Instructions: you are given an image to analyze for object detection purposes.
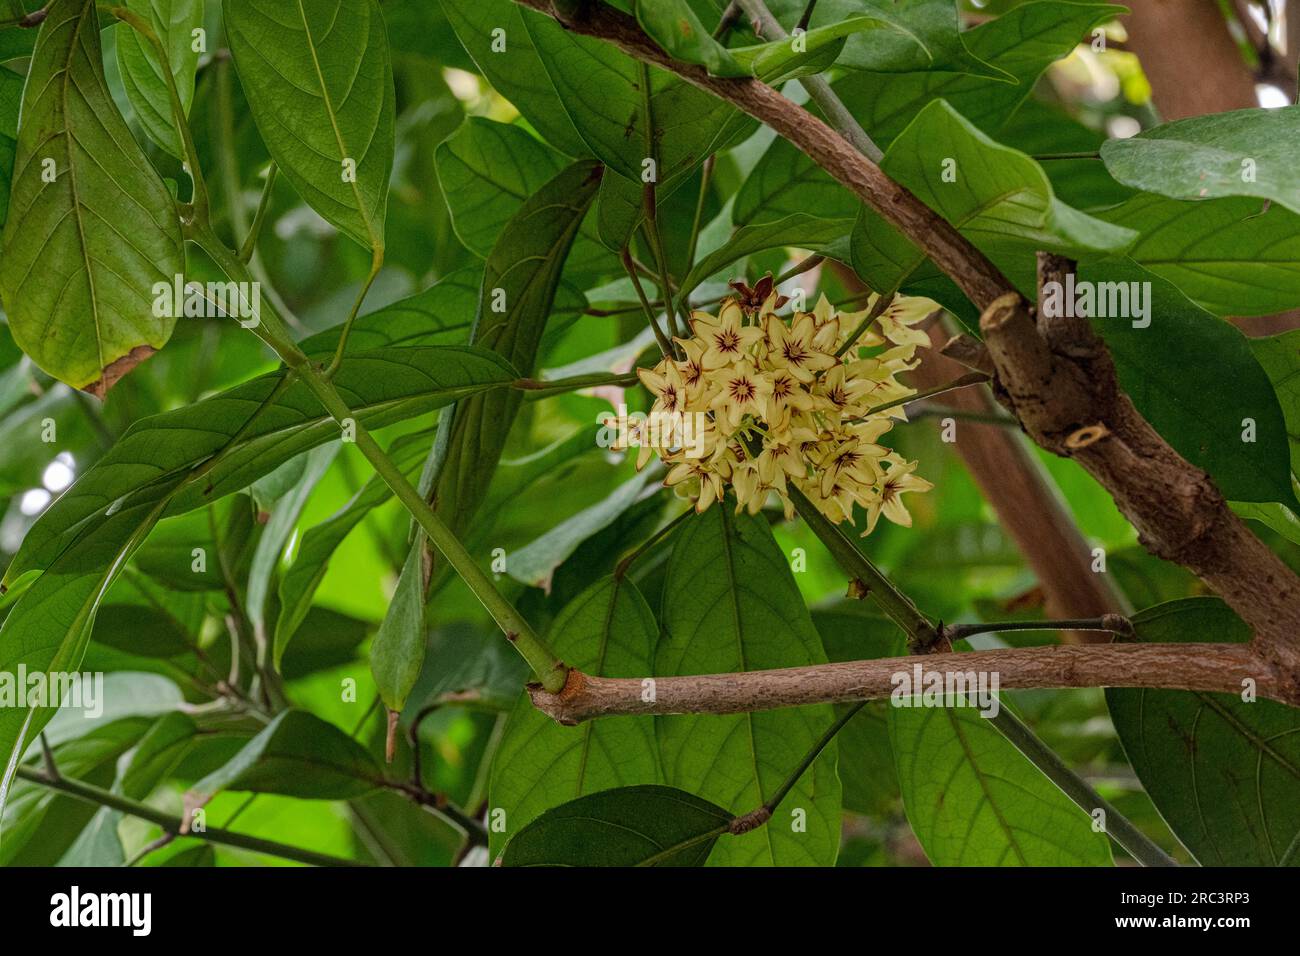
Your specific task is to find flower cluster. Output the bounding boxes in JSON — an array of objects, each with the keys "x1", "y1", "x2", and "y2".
[{"x1": 632, "y1": 283, "x2": 936, "y2": 536}]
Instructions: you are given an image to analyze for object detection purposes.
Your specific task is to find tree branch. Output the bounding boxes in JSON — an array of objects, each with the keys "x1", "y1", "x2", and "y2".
[{"x1": 529, "y1": 641, "x2": 1279, "y2": 724}]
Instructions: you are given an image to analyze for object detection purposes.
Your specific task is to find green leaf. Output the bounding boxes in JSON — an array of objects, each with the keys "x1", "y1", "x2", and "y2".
[
  {"x1": 246, "y1": 443, "x2": 337, "y2": 642},
  {"x1": 735, "y1": 2, "x2": 1124, "y2": 227},
  {"x1": 814, "y1": 606, "x2": 906, "y2": 816},
  {"x1": 851, "y1": 100, "x2": 1135, "y2": 296},
  {"x1": 115, "y1": 0, "x2": 204, "y2": 158},
  {"x1": 298, "y1": 267, "x2": 480, "y2": 356},
  {"x1": 891, "y1": 705, "x2": 1113, "y2": 865},
  {"x1": 808, "y1": 0, "x2": 1009, "y2": 77},
  {"x1": 1107, "y1": 598, "x2": 1300, "y2": 865},
  {"x1": 224, "y1": 0, "x2": 394, "y2": 253},
  {"x1": 1101, "y1": 105, "x2": 1300, "y2": 214},
  {"x1": 1080, "y1": 261, "x2": 1299, "y2": 509},
  {"x1": 0, "y1": 67, "x2": 23, "y2": 227},
  {"x1": 521, "y1": 9, "x2": 737, "y2": 186},
  {"x1": 439, "y1": 0, "x2": 589, "y2": 158},
  {"x1": 501, "y1": 784, "x2": 731, "y2": 866},
  {"x1": 274, "y1": 430, "x2": 431, "y2": 661},
  {"x1": 5, "y1": 344, "x2": 519, "y2": 587},
  {"x1": 734, "y1": 136, "x2": 859, "y2": 227},
  {"x1": 835, "y1": 1, "x2": 1125, "y2": 144},
  {"x1": 0, "y1": 0, "x2": 185, "y2": 392},
  {"x1": 434, "y1": 117, "x2": 612, "y2": 278},
  {"x1": 376, "y1": 159, "x2": 599, "y2": 708},
  {"x1": 189, "y1": 709, "x2": 381, "y2": 801},
  {"x1": 1, "y1": 717, "x2": 151, "y2": 865},
  {"x1": 680, "y1": 212, "x2": 852, "y2": 301},
  {"x1": 435, "y1": 118, "x2": 569, "y2": 258},
  {"x1": 0, "y1": 497, "x2": 174, "y2": 818},
  {"x1": 998, "y1": 99, "x2": 1135, "y2": 211},
  {"x1": 370, "y1": 545, "x2": 425, "y2": 713},
  {"x1": 657, "y1": 506, "x2": 841, "y2": 866},
  {"x1": 431, "y1": 161, "x2": 602, "y2": 536},
  {"x1": 59, "y1": 711, "x2": 198, "y2": 866},
  {"x1": 506, "y1": 472, "x2": 653, "y2": 588},
  {"x1": 1096, "y1": 193, "x2": 1300, "y2": 317},
  {"x1": 634, "y1": 0, "x2": 740, "y2": 76},
  {"x1": 489, "y1": 576, "x2": 660, "y2": 858},
  {"x1": 1243, "y1": 330, "x2": 1300, "y2": 541}
]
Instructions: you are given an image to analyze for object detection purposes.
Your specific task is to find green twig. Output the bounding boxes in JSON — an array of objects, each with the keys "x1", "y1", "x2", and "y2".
[
  {"x1": 622, "y1": 247, "x2": 675, "y2": 356},
  {"x1": 944, "y1": 615, "x2": 1133, "y2": 643},
  {"x1": 852, "y1": 371, "x2": 990, "y2": 420},
  {"x1": 789, "y1": 485, "x2": 941, "y2": 647},
  {"x1": 238, "y1": 164, "x2": 279, "y2": 262},
  {"x1": 14, "y1": 766, "x2": 366, "y2": 867}
]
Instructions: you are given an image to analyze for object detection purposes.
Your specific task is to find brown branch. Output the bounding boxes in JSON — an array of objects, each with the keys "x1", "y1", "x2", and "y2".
[
  {"x1": 1123, "y1": 0, "x2": 1258, "y2": 120},
  {"x1": 530, "y1": 642, "x2": 1285, "y2": 724}
]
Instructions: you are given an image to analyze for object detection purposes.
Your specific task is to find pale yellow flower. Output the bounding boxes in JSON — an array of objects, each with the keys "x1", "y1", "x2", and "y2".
[
  {"x1": 692, "y1": 302, "x2": 762, "y2": 368},
  {"x1": 765, "y1": 313, "x2": 836, "y2": 382},
  {"x1": 860, "y1": 458, "x2": 934, "y2": 535}
]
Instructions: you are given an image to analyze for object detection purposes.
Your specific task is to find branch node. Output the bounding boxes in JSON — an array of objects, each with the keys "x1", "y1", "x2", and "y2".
[
  {"x1": 729, "y1": 807, "x2": 772, "y2": 834},
  {"x1": 1064, "y1": 423, "x2": 1109, "y2": 449}
]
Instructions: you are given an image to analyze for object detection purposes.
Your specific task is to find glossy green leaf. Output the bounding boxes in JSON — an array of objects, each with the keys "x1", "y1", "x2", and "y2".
[
  {"x1": 439, "y1": 0, "x2": 589, "y2": 158},
  {"x1": 370, "y1": 545, "x2": 425, "y2": 714},
  {"x1": 891, "y1": 705, "x2": 1113, "y2": 865},
  {"x1": 501, "y1": 784, "x2": 731, "y2": 867},
  {"x1": 434, "y1": 117, "x2": 612, "y2": 277},
  {"x1": 851, "y1": 100, "x2": 1135, "y2": 296},
  {"x1": 835, "y1": 1, "x2": 1125, "y2": 144},
  {"x1": 224, "y1": 0, "x2": 394, "y2": 252},
  {"x1": 431, "y1": 161, "x2": 601, "y2": 536},
  {"x1": 274, "y1": 430, "x2": 430, "y2": 660},
  {"x1": 245, "y1": 443, "x2": 338, "y2": 641},
  {"x1": 189, "y1": 709, "x2": 381, "y2": 801},
  {"x1": 0, "y1": 0, "x2": 185, "y2": 392},
  {"x1": 374, "y1": 163, "x2": 600, "y2": 709},
  {"x1": 59, "y1": 711, "x2": 198, "y2": 866},
  {"x1": 522, "y1": 10, "x2": 737, "y2": 185},
  {"x1": 1242, "y1": 331, "x2": 1300, "y2": 542},
  {"x1": 0, "y1": 496, "x2": 173, "y2": 818},
  {"x1": 5, "y1": 345, "x2": 518, "y2": 587},
  {"x1": 1101, "y1": 106, "x2": 1300, "y2": 214},
  {"x1": 115, "y1": 0, "x2": 204, "y2": 158},
  {"x1": 0, "y1": 67, "x2": 22, "y2": 227},
  {"x1": 490, "y1": 576, "x2": 660, "y2": 858},
  {"x1": 735, "y1": 2, "x2": 1123, "y2": 227},
  {"x1": 734, "y1": 136, "x2": 859, "y2": 227},
  {"x1": 1081, "y1": 261, "x2": 1298, "y2": 509},
  {"x1": 801, "y1": 0, "x2": 1008, "y2": 76},
  {"x1": 1107, "y1": 598, "x2": 1300, "y2": 865},
  {"x1": 657, "y1": 506, "x2": 841, "y2": 866},
  {"x1": 1097, "y1": 193, "x2": 1300, "y2": 316},
  {"x1": 1, "y1": 717, "x2": 151, "y2": 865},
  {"x1": 506, "y1": 472, "x2": 653, "y2": 588},
  {"x1": 634, "y1": 0, "x2": 740, "y2": 76}
]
